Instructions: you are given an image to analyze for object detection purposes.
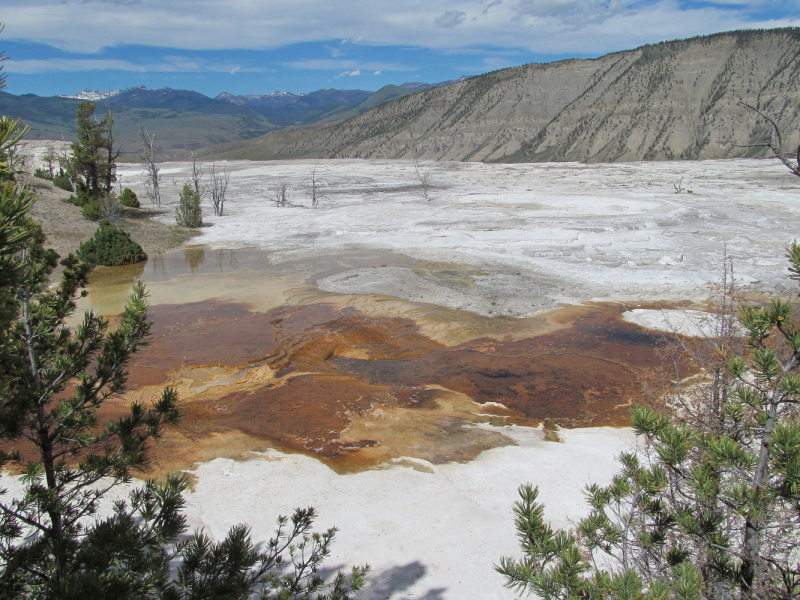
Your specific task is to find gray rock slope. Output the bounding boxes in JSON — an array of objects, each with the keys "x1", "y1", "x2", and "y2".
[{"x1": 201, "y1": 28, "x2": 800, "y2": 164}]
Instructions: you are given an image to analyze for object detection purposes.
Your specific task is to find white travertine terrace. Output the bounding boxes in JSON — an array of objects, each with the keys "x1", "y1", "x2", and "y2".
[{"x1": 33, "y1": 157, "x2": 799, "y2": 598}]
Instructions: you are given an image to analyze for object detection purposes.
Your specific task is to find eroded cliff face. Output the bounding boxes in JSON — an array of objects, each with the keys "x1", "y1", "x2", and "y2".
[{"x1": 202, "y1": 29, "x2": 800, "y2": 164}]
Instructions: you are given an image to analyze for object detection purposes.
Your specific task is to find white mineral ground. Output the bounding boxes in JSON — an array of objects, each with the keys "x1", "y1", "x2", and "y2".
[
  {"x1": 621, "y1": 308, "x2": 747, "y2": 337},
  {"x1": 20, "y1": 156, "x2": 800, "y2": 598},
  {"x1": 115, "y1": 157, "x2": 800, "y2": 315}
]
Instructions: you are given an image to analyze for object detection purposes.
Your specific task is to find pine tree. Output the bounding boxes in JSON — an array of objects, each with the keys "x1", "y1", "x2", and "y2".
[
  {"x1": 497, "y1": 250, "x2": 800, "y2": 599},
  {"x1": 175, "y1": 183, "x2": 202, "y2": 228},
  {"x1": 70, "y1": 102, "x2": 118, "y2": 203}
]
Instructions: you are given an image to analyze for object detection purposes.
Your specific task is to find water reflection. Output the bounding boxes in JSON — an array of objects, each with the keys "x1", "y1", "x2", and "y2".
[
  {"x1": 215, "y1": 249, "x2": 238, "y2": 273},
  {"x1": 183, "y1": 247, "x2": 205, "y2": 273}
]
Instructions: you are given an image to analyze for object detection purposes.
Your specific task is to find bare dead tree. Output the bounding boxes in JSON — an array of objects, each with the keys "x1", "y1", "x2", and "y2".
[
  {"x1": 673, "y1": 176, "x2": 684, "y2": 193},
  {"x1": 414, "y1": 158, "x2": 432, "y2": 201},
  {"x1": 139, "y1": 121, "x2": 161, "y2": 207},
  {"x1": 97, "y1": 193, "x2": 125, "y2": 225},
  {"x1": 209, "y1": 161, "x2": 230, "y2": 216},
  {"x1": 308, "y1": 165, "x2": 330, "y2": 208},
  {"x1": 187, "y1": 152, "x2": 206, "y2": 200},
  {"x1": 741, "y1": 95, "x2": 800, "y2": 178},
  {"x1": 274, "y1": 180, "x2": 290, "y2": 207}
]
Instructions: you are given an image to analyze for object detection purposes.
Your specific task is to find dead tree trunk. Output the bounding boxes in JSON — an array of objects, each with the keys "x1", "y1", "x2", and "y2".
[
  {"x1": 414, "y1": 158, "x2": 432, "y2": 201},
  {"x1": 209, "y1": 161, "x2": 229, "y2": 216},
  {"x1": 741, "y1": 95, "x2": 800, "y2": 178},
  {"x1": 188, "y1": 152, "x2": 206, "y2": 201},
  {"x1": 139, "y1": 121, "x2": 161, "y2": 207}
]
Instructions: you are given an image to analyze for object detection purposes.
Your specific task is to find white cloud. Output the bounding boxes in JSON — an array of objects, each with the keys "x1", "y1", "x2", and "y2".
[{"x1": 0, "y1": 0, "x2": 797, "y2": 57}]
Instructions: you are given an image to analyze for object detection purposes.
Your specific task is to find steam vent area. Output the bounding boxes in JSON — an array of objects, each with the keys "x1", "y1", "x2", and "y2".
[{"x1": 69, "y1": 158, "x2": 798, "y2": 598}]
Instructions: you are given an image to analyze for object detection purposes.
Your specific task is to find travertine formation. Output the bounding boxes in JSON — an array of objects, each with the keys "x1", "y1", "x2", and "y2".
[{"x1": 201, "y1": 29, "x2": 800, "y2": 164}]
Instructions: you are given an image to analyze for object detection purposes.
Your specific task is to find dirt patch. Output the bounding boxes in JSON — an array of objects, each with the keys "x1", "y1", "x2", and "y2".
[{"x1": 26, "y1": 176, "x2": 196, "y2": 279}]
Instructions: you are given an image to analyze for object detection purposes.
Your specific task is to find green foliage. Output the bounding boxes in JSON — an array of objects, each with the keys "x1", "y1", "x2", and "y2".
[
  {"x1": 80, "y1": 193, "x2": 125, "y2": 224},
  {"x1": 77, "y1": 219, "x2": 146, "y2": 266},
  {"x1": 52, "y1": 172, "x2": 73, "y2": 192},
  {"x1": 69, "y1": 101, "x2": 118, "y2": 202},
  {"x1": 0, "y1": 116, "x2": 27, "y2": 184},
  {"x1": 81, "y1": 197, "x2": 101, "y2": 221},
  {"x1": 32, "y1": 167, "x2": 52, "y2": 180},
  {"x1": 120, "y1": 186, "x2": 140, "y2": 208},
  {"x1": 175, "y1": 182, "x2": 202, "y2": 228},
  {"x1": 499, "y1": 248, "x2": 800, "y2": 600}
]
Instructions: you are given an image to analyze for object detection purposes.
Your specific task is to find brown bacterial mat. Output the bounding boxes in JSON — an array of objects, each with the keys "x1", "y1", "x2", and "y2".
[{"x1": 85, "y1": 299, "x2": 671, "y2": 475}]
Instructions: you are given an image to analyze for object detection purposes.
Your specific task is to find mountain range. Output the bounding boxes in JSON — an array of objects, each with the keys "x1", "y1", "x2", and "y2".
[
  {"x1": 198, "y1": 28, "x2": 800, "y2": 164},
  {"x1": 3, "y1": 82, "x2": 443, "y2": 160}
]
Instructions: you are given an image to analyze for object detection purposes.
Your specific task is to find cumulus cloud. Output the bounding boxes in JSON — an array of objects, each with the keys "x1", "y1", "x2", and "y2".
[{"x1": 434, "y1": 10, "x2": 467, "y2": 28}]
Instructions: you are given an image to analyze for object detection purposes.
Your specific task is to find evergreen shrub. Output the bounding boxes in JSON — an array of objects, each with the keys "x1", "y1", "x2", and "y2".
[
  {"x1": 120, "y1": 187, "x2": 140, "y2": 208},
  {"x1": 33, "y1": 167, "x2": 52, "y2": 180},
  {"x1": 77, "y1": 219, "x2": 146, "y2": 266},
  {"x1": 175, "y1": 182, "x2": 202, "y2": 228},
  {"x1": 81, "y1": 199, "x2": 101, "y2": 220},
  {"x1": 52, "y1": 173, "x2": 72, "y2": 191}
]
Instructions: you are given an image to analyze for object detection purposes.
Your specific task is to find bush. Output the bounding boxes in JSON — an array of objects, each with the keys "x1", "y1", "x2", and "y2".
[
  {"x1": 77, "y1": 219, "x2": 147, "y2": 266},
  {"x1": 120, "y1": 187, "x2": 140, "y2": 208},
  {"x1": 33, "y1": 167, "x2": 53, "y2": 180},
  {"x1": 81, "y1": 193, "x2": 125, "y2": 223},
  {"x1": 81, "y1": 199, "x2": 101, "y2": 220},
  {"x1": 52, "y1": 173, "x2": 73, "y2": 192},
  {"x1": 175, "y1": 182, "x2": 202, "y2": 228}
]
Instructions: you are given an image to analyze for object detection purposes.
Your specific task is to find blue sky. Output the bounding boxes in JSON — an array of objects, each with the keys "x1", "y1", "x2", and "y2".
[{"x1": 1, "y1": 0, "x2": 798, "y2": 98}]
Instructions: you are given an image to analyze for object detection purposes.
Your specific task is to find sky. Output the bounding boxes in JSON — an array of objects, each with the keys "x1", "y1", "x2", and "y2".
[{"x1": 1, "y1": 0, "x2": 798, "y2": 98}]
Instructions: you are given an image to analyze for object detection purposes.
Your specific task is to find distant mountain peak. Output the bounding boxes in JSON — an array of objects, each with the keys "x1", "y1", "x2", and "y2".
[
  {"x1": 61, "y1": 89, "x2": 122, "y2": 101},
  {"x1": 61, "y1": 84, "x2": 148, "y2": 101}
]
